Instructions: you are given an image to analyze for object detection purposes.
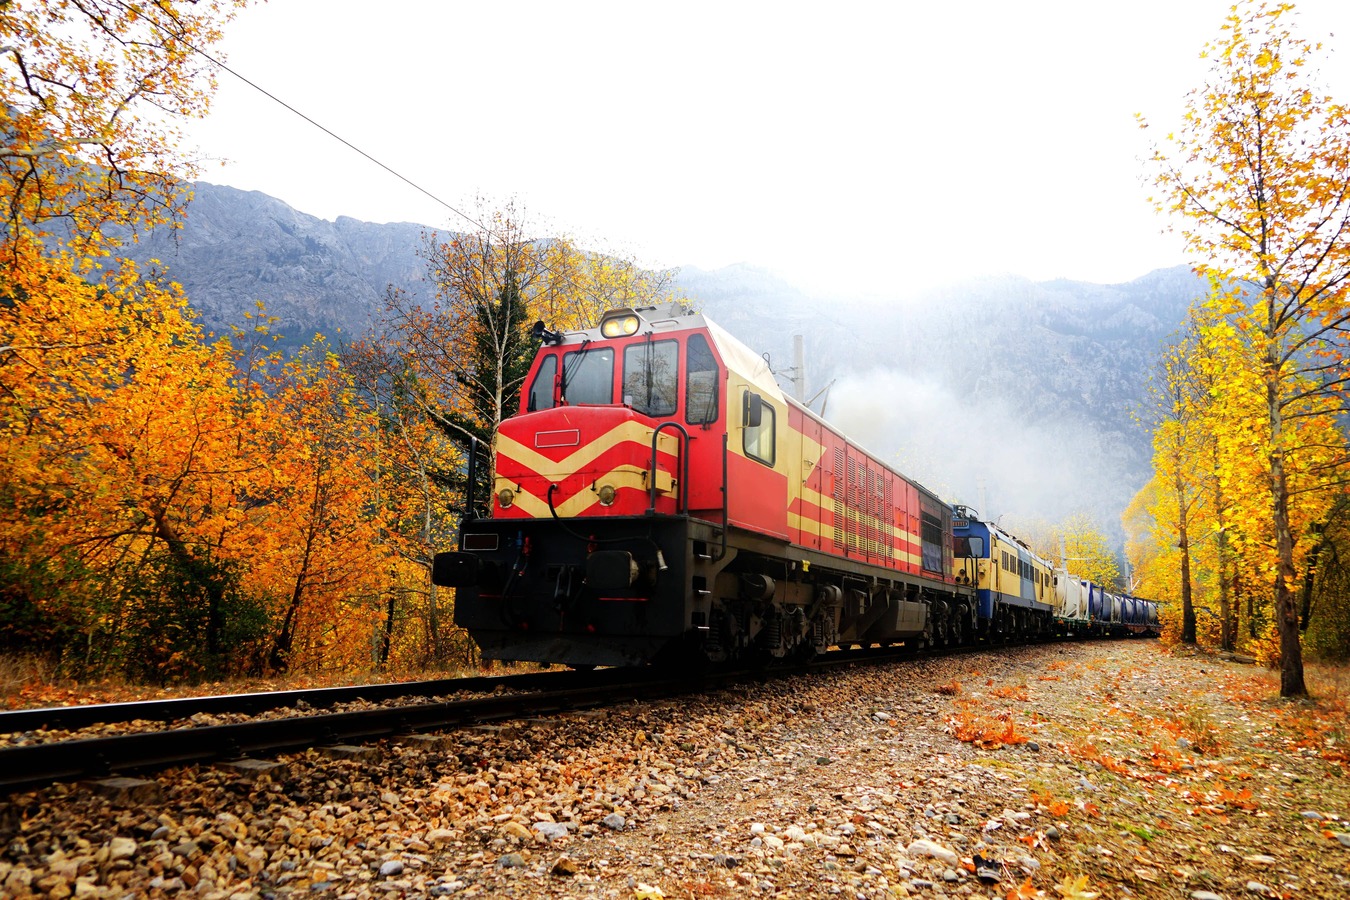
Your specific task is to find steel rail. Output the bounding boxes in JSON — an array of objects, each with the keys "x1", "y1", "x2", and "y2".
[
  {"x1": 0, "y1": 648, "x2": 921, "y2": 795},
  {"x1": 0, "y1": 674, "x2": 701, "y2": 796},
  {"x1": 0, "y1": 667, "x2": 638, "y2": 734}
]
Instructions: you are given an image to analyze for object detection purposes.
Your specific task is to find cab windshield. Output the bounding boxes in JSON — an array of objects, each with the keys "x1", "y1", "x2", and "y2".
[
  {"x1": 561, "y1": 347, "x2": 614, "y2": 405},
  {"x1": 954, "y1": 535, "x2": 985, "y2": 558},
  {"x1": 622, "y1": 340, "x2": 678, "y2": 417}
]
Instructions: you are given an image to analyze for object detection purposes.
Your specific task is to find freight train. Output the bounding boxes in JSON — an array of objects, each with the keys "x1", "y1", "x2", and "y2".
[{"x1": 432, "y1": 302, "x2": 1159, "y2": 668}]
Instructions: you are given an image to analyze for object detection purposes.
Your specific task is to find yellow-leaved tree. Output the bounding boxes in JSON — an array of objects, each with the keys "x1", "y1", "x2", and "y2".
[
  {"x1": 1, "y1": 0, "x2": 248, "y2": 258},
  {"x1": 1141, "y1": 1, "x2": 1350, "y2": 696},
  {"x1": 1056, "y1": 513, "x2": 1120, "y2": 589},
  {"x1": 1145, "y1": 316, "x2": 1216, "y2": 645}
]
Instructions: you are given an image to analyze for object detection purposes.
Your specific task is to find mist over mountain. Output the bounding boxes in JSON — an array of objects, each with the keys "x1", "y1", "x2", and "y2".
[
  {"x1": 680, "y1": 263, "x2": 1204, "y2": 535},
  {"x1": 122, "y1": 181, "x2": 1205, "y2": 537}
]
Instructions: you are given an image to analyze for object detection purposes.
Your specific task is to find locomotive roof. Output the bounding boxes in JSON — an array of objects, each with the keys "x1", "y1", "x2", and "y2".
[{"x1": 555, "y1": 303, "x2": 785, "y2": 399}]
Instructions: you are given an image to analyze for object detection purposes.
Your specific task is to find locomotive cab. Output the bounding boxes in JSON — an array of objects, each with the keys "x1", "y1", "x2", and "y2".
[{"x1": 494, "y1": 306, "x2": 728, "y2": 522}]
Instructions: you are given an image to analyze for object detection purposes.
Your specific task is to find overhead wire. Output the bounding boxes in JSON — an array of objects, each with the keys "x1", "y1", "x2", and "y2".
[
  {"x1": 145, "y1": 8, "x2": 619, "y2": 307},
  {"x1": 169, "y1": 28, "x2": 494, "y2": 237}
]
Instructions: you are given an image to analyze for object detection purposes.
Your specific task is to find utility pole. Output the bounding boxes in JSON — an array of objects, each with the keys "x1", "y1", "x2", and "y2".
[{"x1": 791, "y1": 334, "x2": 806, "y2": 402}]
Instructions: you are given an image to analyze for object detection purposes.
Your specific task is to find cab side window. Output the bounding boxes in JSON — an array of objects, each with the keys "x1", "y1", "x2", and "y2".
[
  {"x1": 562, "y1": 348, "x2": 614, "y2": 405},
  {"x1": 685, "y1": 334, "x2": 719, "y2": 425},
  {"x1": 743, "y1": 390, "x2": 775, "y2": 466},
  {"x1": 527, "y1": 354, "x2": 557, "y2": 412}
]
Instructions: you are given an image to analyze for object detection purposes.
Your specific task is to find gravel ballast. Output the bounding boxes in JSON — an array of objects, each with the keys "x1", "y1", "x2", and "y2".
[{"x1": 1, "y1": 640, "x2": 1347, "y2": 899}]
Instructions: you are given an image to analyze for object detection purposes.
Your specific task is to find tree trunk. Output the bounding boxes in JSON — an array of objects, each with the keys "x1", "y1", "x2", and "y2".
[
  {"x1": 378, "y1": 591, "x2": 396, "y2": 669},
  {"x1": 1268, "y1": 387, "x2": 1308, "y2": 697},
  {"x1": 1213, "y1": 465, "x2": 1235, "y2": 652},
  {"x1": 1298, "y1": 538, "x2": 1321, "y2": 633},
  {"x1": 152, "y1": 507, "x2": 224, "y2": 657},
  {"x1": 1217, "y1": 528, "x2": 1234, "y2": 651},
  {"x1": 1179, "y1": 516, "x2": 1196, "y2": 645},
  {"x1": 270, "y1": 505, "x2": 319, "y2": 674},
  {"x1": 1247, "y1": 579, "x2": 1256, "y2": 639},
  {"x1": 1297, "y1": 513, "x2": 1340, "y2": 633},
  {"x1": 427, "y1": 573, "x2": 441, "y2": 661}
]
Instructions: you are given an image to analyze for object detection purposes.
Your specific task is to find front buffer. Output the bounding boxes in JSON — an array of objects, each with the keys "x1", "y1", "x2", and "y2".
[{"x1": 434, "y1": 513, "x2": 719, "y2": 668}]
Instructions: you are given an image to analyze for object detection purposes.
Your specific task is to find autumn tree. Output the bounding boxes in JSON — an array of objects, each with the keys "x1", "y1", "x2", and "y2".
[
  {"x1": 1297, "y1": 495, "x2": 1350, "y2": 659},
  {"x1": 1, "y1": 0, "x2": 249, "y2": 259},
  {"x1": 1055, "y1": 513, "x2": 1120, "y2": 589},
  {"x1": 1188, "y1": 309, "x2": 1241, "y2": 651},
  {"x1": 248, "y1": 341, "x2": 392, "y2": 674},
  {"x1": 413, "y1": 222, "x2": 539, "y2": 484},
  {"x1": 342, "y1": 335, "x2": 469, "y2": 669},
  {"x1": 1122, "y1": 477, "x2": 1176, "y2": 603},
  {"x1": 1133, "y1": 303, "x2": 1251, "y2": 650},
  {"x1": 1142, "y1": 0, "x2": 1350, "y2": 696},
  {"x1": 1002, "y1": 513, "x2": 1120, "y2": 588},
  {"x1": 1147, "y1": 319, "x2": 1214, "y2": 644},
  {"x1": 2, "y1": 0, "x2": 252, "y2": 678},
  {"x1": 0, "y1": 2, "x2": 420, "y2": 681}
]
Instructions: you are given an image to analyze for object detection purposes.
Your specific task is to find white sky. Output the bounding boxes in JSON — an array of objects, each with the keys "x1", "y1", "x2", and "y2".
[{"x1": 182, "y1": 0, "x2": 1350, "y2": 296}]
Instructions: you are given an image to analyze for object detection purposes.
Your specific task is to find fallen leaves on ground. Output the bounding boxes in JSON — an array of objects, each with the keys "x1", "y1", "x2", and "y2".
[{"x1": 0, "y1": 641, "x2": 1346, "y2": 898}]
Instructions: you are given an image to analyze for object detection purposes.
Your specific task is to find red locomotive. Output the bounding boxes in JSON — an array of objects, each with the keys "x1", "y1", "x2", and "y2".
[{"x1": 433, "y1": 302, "x2": 982, "y2": 667}]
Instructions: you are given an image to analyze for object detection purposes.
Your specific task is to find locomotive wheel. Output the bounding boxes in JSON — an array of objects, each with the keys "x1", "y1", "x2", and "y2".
[
  {"x1": 932, "y1": 600, "x2": 949, "y2": 648},
  {"x1": 915, "y1": 616, "x2": 934, "y2": 650}
]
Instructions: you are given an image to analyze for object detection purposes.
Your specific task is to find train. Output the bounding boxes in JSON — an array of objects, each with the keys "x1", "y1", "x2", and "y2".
[{"x1": 431, "y1": 302, "x2": 1160, "y2": 668}]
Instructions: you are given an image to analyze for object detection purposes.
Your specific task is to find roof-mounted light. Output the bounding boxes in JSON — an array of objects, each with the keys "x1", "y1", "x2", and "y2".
[{"x1": 600, "y1": 312, "x2": 641, "y2": 338}]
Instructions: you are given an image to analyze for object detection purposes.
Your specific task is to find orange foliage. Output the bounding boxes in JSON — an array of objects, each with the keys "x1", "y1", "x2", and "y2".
[
  {"x1": 0, "y1": 1, "x2": 409, "y2": 681},
  {"x1": 991, "y1": 683, "x2": 1031, "y2": 701},
  {"x1": 948, "y1": 701, "x2": 1030, "y2": 750}
]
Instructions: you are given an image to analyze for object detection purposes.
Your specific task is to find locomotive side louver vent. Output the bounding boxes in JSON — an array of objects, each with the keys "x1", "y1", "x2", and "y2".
[{"x1": 832, "y1": 446, "x2": 845, "y2": 551}]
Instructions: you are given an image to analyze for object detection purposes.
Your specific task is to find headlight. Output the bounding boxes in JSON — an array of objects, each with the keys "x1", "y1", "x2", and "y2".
[
  {"x1": 597, "y1": 484, "x2": 617, "y2": 506},
  {"x1": 600, "y1": 314, "x2": 640, "y2": 338},
  {"x1": 497, "y1": 487, "x2": 515, "y2": 508}
]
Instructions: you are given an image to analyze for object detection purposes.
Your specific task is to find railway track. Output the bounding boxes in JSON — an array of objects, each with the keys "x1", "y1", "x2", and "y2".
[
  {"x1": 0, "y1": 665, "x2": 693, "y2": 795},
  {"x1": 0, "y1": 667, "x2": 614, "y2": 734},
  {"x1": 0, "y1": 637, "x2": 1113, "y2": 796}
]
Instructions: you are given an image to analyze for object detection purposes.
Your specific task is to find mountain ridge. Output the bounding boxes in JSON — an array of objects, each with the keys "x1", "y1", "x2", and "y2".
[{"x1": 119, "y1": 181, "x2": 1203, "y2": 534}]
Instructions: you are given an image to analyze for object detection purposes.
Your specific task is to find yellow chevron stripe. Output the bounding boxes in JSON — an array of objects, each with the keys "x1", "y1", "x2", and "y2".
[{"x1": 496, "y1": 420, "x2": 677, "y2": 479}]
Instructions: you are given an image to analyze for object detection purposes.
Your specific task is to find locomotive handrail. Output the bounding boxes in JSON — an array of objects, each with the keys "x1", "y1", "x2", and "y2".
[
  {"x1": 716, "y1": 432, "x2": 728, "y2": 561},
  {"x1": 648, "y1": 422, "x2": 692, "y2": 515}
]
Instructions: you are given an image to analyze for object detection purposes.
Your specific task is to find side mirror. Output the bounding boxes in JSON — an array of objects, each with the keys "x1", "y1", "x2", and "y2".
[{"x1": 743, "y1": 391, "x2": 763, "y2": 429}]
